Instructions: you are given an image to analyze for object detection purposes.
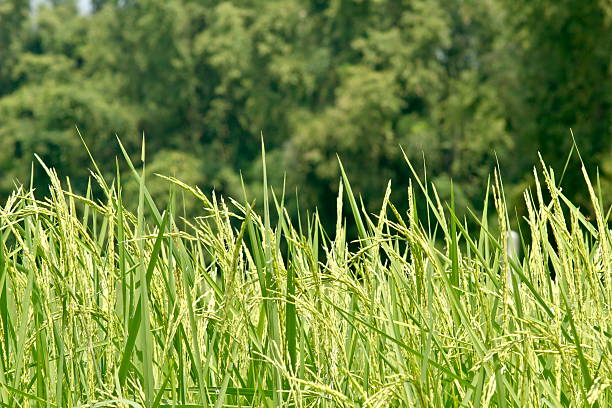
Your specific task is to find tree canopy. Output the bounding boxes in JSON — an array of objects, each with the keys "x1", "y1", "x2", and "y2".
[{"x1": 1, "y1": 0, "x2": 610, "y2": 226}]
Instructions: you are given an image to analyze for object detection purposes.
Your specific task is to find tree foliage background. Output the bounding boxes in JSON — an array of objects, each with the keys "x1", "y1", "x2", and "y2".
[{"x1": 0, "y1": 0, "x2": 610, "y2": 227}]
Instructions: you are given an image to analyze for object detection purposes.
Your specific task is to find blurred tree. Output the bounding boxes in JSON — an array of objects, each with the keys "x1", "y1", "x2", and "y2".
[
  {"x1": 91, "y1": 0, "x2": 111, "y2": 12},
  {"x1": 501, "y1": 0, "x2": 611, "y2": 210},
  {"x1": 0, "y1": 0, "x2": 608, "y2": 226},
  {"x1": 0, "y1": 3, "x2": 136, "y2": 196},
  {"x1": 0, "y1": 0, "x2": 29, "y2": 95},
  {"x1": 287, "y1": 0, "x2": 512, "y2": 224}
]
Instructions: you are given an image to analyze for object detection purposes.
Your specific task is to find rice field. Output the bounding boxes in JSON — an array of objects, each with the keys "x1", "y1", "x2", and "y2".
[{"x1": 0, "y1": 141, "x2": 610, "y2": 407}]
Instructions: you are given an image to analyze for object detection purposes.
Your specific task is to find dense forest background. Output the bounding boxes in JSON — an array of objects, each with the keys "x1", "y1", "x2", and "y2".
[{"x1": 0, "y1": 0, "x2": 610, "y2": 229}]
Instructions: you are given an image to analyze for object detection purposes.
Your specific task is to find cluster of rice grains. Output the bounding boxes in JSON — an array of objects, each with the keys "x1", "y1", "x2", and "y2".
[{"x1": 0, "y1": 146, "x2": 610, "y2": 407}]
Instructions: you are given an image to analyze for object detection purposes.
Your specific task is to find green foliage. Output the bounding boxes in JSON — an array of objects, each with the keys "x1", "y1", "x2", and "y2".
[
  {"x1": 0, "y1": 0, "x2": 609, "y2": 226},
  {"x1": 0, "y1": 0, "x2": 29, "y2": 94},
  {"x1": 500, "y1": 0, "x2": 612, "y2": 210},
  {"x1": 0, "y1": 149, "x2": 610, "y2": 406},
  {"x1": 0, "y1": 78, "x2": 136, "y2": 194}
]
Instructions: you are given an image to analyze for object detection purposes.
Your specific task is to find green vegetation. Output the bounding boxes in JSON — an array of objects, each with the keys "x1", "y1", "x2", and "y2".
[
  {"x1": 0, "y1": 1, "x2": 610, "y2": 402},
  {"x1": 0, "y1": 143, "x2": 610, "y2": 406},
  {"x1": 0, "y1": 0, "x2": 610, "y2": 226}
]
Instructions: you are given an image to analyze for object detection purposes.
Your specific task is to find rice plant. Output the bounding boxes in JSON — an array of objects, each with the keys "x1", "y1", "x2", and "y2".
[{"x1": 0, "y1": 140, "x2": 610, "y2": 407}]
